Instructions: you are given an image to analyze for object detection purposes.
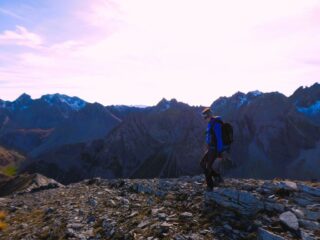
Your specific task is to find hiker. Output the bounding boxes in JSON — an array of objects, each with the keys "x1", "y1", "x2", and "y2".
[{"x1": 200, "y1": 107, "x2": 225, "y2": 191}]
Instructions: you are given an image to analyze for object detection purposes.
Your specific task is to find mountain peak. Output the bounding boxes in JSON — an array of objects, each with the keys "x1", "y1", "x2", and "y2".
[
  {"x1": 41, "y1": 93, "x2": 87, "y2": 111},
  {"x1": 290, "y1": 82, "x2": 320, "y2": 108},
  {"x1": 15, "y1": 93, "x2": 32, "y2": 102},
  {"x1": 156, "y1": 98, "x2": 181, "y2": 111},
  {"x1": 248, "y1": 90, "x2": 263, "y2": 97}
]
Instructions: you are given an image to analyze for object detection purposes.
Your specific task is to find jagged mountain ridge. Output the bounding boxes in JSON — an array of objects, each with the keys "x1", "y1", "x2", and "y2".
[
  {"x1": 1, "y1": 84, "x2": 319, "y2": 183},
  {"x1": 23, "y1": 99, "x2": 206, "y2": 183},
  {"x1": 211, "y1": 90, "x2": 320, "y2": 179},
  {"x1": 22, "y1": 84, "x2": 320, "y2": 183},
  {"x1": 0, "y1": 94, "x2": 122, "y2": 158},
  {"x1": 290, "y1": 83, "x2": 320, "y2": 125}
]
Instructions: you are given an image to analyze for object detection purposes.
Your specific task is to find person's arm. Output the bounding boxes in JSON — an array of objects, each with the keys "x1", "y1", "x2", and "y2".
[
  {"x1": 214, "y1": 121, "x2": 223, "y2": 154},
  {"x1": 206, "y1": 122, "x2": 212, "y2": 147}
]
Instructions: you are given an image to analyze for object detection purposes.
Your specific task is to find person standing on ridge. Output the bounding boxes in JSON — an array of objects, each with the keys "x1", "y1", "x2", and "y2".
[{"x1": 200, "y1": 107, "x2": 224, "y2": 191}]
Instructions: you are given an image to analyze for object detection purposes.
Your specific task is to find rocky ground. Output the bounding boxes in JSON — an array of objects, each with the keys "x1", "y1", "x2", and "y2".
[{"x1": 0, "y1": 175, "x2": 319, "y2": 240}]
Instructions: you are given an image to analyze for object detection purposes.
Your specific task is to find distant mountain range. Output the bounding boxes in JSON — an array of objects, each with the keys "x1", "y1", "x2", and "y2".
[{"x1": 0, "y1": 83, "x2": 319, "y2": 183}]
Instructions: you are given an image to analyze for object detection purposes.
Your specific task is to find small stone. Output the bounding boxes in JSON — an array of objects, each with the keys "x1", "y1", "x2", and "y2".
[
  {"x1": 160, "y1": 222, "x2": 172, "y2": 233},
  {"x1": 279, "y1": 181, "x2": 298, "y2": 191},
  {"x1": 279, "y1": 211, "x2": 299, "y2": 231},
  {"x1": 87, "y1": 197, "x2": 98, "y2": 207},
  {"x1": 42, "y1": 226, "x2": 50, "y2": 232},
  {"x1": 301, "y1": 231, "x2": 314, "y2": 240},
  {"x1": 128, "y1": 211, "x2": 138, "y2": 218},
  {"x1": 109, "y1": 199, "x2": 116, "y2": 206},
  {"x1": 291, "y1": 208, "x2": 304, "y2": 219},
  {"x1": 121, "y1": 198, "x2": 130, "y2": 205},
  {"x1": 67, "y1": 223, "x2": 84, "y2": 230},
  {"x1": 44, "y1": 207, "x2": 55, "y2": 215},
  {"x1": 83, "y1": 228, "x2": 94, "y2": 237},
  {"x1": 66, "y1": 228, "x2": 76, "y2": 237},
  {"x1": 138, "y1": 220, "x2": 151, "y2": 228},
  {"x1": 180, "y1": 212, "x2": 193, "y2": 218},
  {"x1": 258, "y1": 228, "x2": 285, "y2": 240},
  {"x1": 87, "y1": 215, "x2": 96, "y2": 224},
  {"x1": 158, "y1": 213, "x2": 167, "y2": 221},
  {"x1": 223, "y1": 224, "x2": 233, "y2": 231}
]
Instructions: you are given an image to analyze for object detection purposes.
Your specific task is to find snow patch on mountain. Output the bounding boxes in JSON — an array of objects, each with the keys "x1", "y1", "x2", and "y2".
[
  {"x1": 249, "y1": 90, "x2": 263, "y2": 97},
  {"x1": 42, "y1": 94, "x2": 86, "y2": 111},
  {"x1": 156, "y1": 98, "x2": 174, "y2": 111},
  {"x1": 297, "y1": 101, "x2": 320, "y2": 115},
  {"x1": 238, "y1": 96, "x2": 248, "y2": 107}
]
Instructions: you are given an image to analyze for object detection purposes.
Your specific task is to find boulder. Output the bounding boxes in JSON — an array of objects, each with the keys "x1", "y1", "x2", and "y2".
[
  {"x1": 0, "y1": 173, "x2": 63, "y2": 197},
  {"x1": 279, "y1": 211, "x2": 299, "y2": 231},
  {"x1": 205, "y1": 188, "x2": 264, "y2": 215}
]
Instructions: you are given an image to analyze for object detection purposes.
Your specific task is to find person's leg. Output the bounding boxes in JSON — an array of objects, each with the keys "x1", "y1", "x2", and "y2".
[
  {"x1": 200, "y1": 151, "x2": 207, "y2": 171},
  {"x1": 209, "y1": 150, "x2": 225, "y2": 184},
  {"x1": 200, "y1": 151, "x2": 214, "y2": 190},
  {"x1": 206, "y1": 149, "x2": 217, "y2": 189},
  {"x1": 212, "y1": 156, "x2": 224, "y2": 184}
]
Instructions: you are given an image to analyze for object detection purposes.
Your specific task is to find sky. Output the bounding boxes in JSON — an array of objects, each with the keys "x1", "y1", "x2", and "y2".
[{"x1": 0, "y1": 0, "x2": 320, "y2": 106}]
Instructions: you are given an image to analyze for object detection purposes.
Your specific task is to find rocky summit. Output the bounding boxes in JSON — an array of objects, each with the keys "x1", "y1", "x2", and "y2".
[{"x1": 0, "y1": 175, "x2": 319, "y2": 240}]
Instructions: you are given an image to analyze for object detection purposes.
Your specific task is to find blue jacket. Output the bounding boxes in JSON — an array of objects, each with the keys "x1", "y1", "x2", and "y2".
[{"x1": 206, "y1": 116, "x2": 223, "y2": 153}]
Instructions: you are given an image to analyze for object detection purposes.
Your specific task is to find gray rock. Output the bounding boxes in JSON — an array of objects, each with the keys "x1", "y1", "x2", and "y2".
[
  {"x1": 291, "y1": 208, "x2": 304, "y2": 219},
  {"x1": 137, "y1": 220, "x2": 151, "y2": 228},
  {"x1": 205, "y1": 188, "x2": 264, "y2": 215},
  {"x1": 67, "y1": 223, "x2": 84, "y2": 230},
  {"x1": 303, "y1": 209, "x2": 320, "y2": 221},
  {"x1": 301, "y1": 231, "x2": 315, "y2": 240},
  {"x1": 155, "y1": 190, "x2": 167, "y2": 198},
  {"x1": 299, "y1": 219, "x2": 320, "y2": 231},
  {"x1": 279, "y1": 181, "x2": 298, "y2": 191},
  {"x1": 293, "y1": 197, "x2": 315, "y2": 207},
  {"x1": 180, "y1": 212, "x2": 193, "y2": 218},
  {"x1": 87, "y1": 197, "x2": 98, "y2": 207},
  {"x1": 131, "y1": 183, "x2": 154, "y2": 194},
  {"x1": 279, "y1": 211, "x2": 299, "y2": 231},
  {"x1": 298, "y1": 184, "x2": 320, "y2": 197},
  {"x1": 264, "y1": 201, "x2": 285, "y2": 213},
  {"x1": 262, "y1": 181, "x2": 298, "y2": 192},
  {"x1": 258, "y1": 228, "x2": 285, "y2": 240},
  {"x1": 223, "y1": 224, "x2": 233, "y2": 231},
  {"x1": 160, "y1": 222, "x2": 172, "y2": 233},
  {"x1": 0, "y1": 173, "x2": 64, "y2": 197},
  {"x1": 158, "y1": 213, "x2": 167, "y2": 221}
]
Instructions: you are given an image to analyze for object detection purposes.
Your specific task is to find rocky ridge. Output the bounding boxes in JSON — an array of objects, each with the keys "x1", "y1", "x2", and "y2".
[{"x1": 0, "y1": 175, "x2": 319, "y2": 239}]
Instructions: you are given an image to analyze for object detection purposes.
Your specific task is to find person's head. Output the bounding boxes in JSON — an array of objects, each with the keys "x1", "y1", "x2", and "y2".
[{"x1": 202, "y1": 107, "x2": 212, "y2": 122}]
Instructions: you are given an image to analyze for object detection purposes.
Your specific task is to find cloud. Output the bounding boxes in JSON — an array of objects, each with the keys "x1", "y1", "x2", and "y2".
[
  {"x1": 0, "y1": 0, "x2": 320, "y2": 105},
  {"x1": 0, "y1": 7, "x2": 25, "y2": 20},
  {"x1": 0, "y1": 25, "x2": 43, "y2": 48}
]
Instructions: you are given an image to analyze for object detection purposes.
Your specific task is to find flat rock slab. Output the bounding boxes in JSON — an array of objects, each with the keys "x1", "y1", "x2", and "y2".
[
  {"x1": 205, "y1": 188, "x2": 264, "y2": 215},
  {"x1": 258, "y1": 228, "x2": 285, "y2": 240},
  {"x1": 0, "y1": 173, "x2": 64, "y2": 197},
  {"x1": 298, "y1": 184, "x2": 320, "y2": 197}
]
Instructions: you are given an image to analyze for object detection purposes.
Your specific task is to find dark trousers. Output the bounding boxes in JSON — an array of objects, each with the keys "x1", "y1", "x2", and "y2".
[{"x1": 200, "y1": 149, "x2": 220, "y2": 188}]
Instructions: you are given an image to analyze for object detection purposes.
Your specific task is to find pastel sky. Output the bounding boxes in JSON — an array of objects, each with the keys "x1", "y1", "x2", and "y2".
[{"x1": 0, "y1": 0, "x2": 320, "y2": 106}]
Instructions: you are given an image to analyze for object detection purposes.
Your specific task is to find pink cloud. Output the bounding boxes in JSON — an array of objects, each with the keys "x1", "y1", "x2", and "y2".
[
  {"x1": 0, "y1": 25, "x2": 43, "y2": 48},
  {"x1": 0, "y1": 0, "x2": 320, "y2": 105}
]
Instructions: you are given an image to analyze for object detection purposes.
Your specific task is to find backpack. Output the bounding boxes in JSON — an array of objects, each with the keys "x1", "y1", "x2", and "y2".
[
  {"x1": 216, "y1": 119, "x2": 233, "y2": 146},
  {"x1": 221, "y1": 122, "x2": 233, "y2": 145}
]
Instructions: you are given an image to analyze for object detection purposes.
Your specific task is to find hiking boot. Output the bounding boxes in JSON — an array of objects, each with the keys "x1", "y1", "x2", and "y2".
[{"x1": 214, "y1": 175, "x2": 224, "y2": 184}]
